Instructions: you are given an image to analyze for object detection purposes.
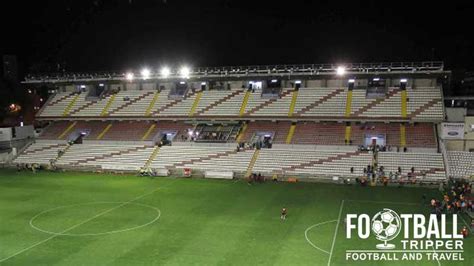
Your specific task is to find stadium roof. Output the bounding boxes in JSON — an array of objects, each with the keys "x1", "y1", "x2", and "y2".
[{"x1": 23, "y1": 61, "x2": 448, "y2": 84}]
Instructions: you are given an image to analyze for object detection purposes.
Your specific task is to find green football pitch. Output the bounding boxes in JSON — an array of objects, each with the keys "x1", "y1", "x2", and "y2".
[{"x1": 0, "y1": 169, "x2": 472, "y2": 265}]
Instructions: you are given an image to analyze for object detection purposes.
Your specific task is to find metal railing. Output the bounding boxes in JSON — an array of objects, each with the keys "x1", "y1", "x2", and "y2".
[{"x1": 23, "y1": 61, "x2": 445, "y2": 84}]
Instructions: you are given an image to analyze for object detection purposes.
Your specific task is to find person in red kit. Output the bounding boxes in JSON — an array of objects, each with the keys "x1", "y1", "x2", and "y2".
[
  {"x1": 281, "y1": 207, "x2": 287, "y2": 220},
  {"x1": 461, "y1": 226, "x2": 469, "y2": 238}
]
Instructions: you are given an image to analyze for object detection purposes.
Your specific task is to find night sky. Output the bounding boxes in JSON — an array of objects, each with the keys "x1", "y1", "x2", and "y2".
[{"x1": 1, "y1": 0, "x2": 474, "y2": 73}]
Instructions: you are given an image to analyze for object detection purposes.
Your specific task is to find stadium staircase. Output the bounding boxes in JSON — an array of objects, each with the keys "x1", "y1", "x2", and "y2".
[
  {"x1": 189, "y1": 91, "x2": 203, "y2": 116},
  {"x1": 345, "y1": 89, "x2": 353, "y2": 117},
  {"x1": 141, "y1": 124, "x2": 157, "y2": 141},
  {"x1": 352, "y1": 89, "x2": 399, "y2": 116},
  {"x1": 245, "y1": 90, "x2": 293, "y2": 115},
  {"x1": 62, "y1": 94, "x2": 81, "y2": 116},
  {"x1": 151, "y1": 90, "x2": 196, "y2": 116},
  {"x1": 51, "y1": 144, "x2": 72, "y2": 164},
  {"x1": 57, "y1": 121, "x2": 77, "y2": 140},
  {"x1": 245, "y1": 149, "x2": 260, "y2": 177},
  {"x1": 143, "y1": 146, "x2": 160, "y2": 169},
  {"x1": 239, "y1": 91, "x2": 251, "y2": 116},
  {"x1": 96, "y1": 123, "x2": 112, "y2": 140},
  {"x1": 295, "y1": 89, "x2": 344, "y2": 115},
  {"x1": 107, "y1": 91, "x2": 155, "y2": 115},
  {"x1": 145, "y1": 91, "x2": 160, "y2": 116},
  {"x1": 400, "y1": 124, "x2": 406, "y2": 147},
  {"x1": 288, "y1": 90, "x2": 299, "y2": 117},
  {"x1": 195, "y1": 89, "x2": 244, "y2": 116},
  {"x1": 100, "y1": 94, "x2": 117, "y2": 116},
  {"x1": 344, "y1": 124, "x2": 351, "y2": 144},
  {"x1": 236, "y1": 122, "x2": 248, "y2": 142},
  {"x1": 401, "y1": 89, "x2": 407, "y2": 118},
  {"x1": 285, "y1": 123, "x2": 296, "y2": 144}
]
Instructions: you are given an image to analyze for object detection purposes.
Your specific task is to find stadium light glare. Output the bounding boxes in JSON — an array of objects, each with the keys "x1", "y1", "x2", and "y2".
[
  {"x1": 400, "y1": 78, "x2": 408, "y2": 83},
  {"x1": 160, "y1": 67, "x2": 171, "y2": 78},
  {"x1": 126, "y1": 72, "x2": 134, "y2": 81},
  {"x1": 336, "y1": 66, "x2": 346, "y2": 76},
  {"x1": 179, "y1": 66, "x2": 190, "y2": 78},
  {"x1": 141, "y1": 68, "x2": 151, "y2": 79}
]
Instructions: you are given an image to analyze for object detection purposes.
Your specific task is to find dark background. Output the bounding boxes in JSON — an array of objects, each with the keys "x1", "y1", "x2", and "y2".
[
  {"x1": 1, "y1": 0, "x2": 474, "y2": 123},
  {"x1": 1, "y1": 0, "x2": 473, "y2": 73}
]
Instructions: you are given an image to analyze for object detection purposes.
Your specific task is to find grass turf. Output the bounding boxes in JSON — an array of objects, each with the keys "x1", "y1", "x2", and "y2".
[{"x1": 0, "y1": 169, "x2": 472, "y2": 266}]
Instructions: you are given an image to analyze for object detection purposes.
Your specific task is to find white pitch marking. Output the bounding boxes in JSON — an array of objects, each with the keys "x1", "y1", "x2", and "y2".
[
  {"x1": 0, "y1": 188, "x2": 161, "y2": 263},
  {"x1": 327, "y1": 200, "x2": 344, "y2": 266},
  {"x1": 29, "y1": 201, "x2": 161, "y2": 236},
  {"x1": 304, "y1": 220, "x2": 337, "y2": 255}
]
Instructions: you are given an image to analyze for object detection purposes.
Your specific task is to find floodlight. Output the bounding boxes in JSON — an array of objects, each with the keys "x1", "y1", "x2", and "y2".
[
  {"x1": 400, "y1": 78, "x2": 408, "y2": 83},
  {"x1": 180, "y1": 81, "x2": 186, "y2": 85},
  {"x1": 201, "y1": 82, "x2": 206, "y2": 85},
  {"x1": 336, "y1": 66, "x2": 346, "y2": 76},
  {"x1": 161, "y1": 67, "x2": 171, "y2": 78},
  {"x1": 141, "y1": 68, "x2": 151, "y2": 79},
  {"x1": 99, "y1": 83, "x2": 104, "y2": 87},
  {"x1": 80, "y1": 85, "x2": 86, "y2": 89},
  {"x1": 271, "y1": 79, "x2": 278, "y2": 83},
  {"x1": 373, "y1": 78, "x2": 380, "y2": 81},
  {"x1": 126, "y1": 72, "x2": 134, "y2": 81},
  {"x1": 179, "y1": 66, "x2": 190, "y2": 78},
  {"x1": 295, "y1": 80, "x2": 302, "y2": 84},
  {"x1": 348, "y1": 79, "x2": 355, "y2": 83}
]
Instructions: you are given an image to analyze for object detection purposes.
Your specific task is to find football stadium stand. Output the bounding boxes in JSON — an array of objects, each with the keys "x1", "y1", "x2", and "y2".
[
  {"x1": 13, "y1": 61, "x2": 471, "y2": 184},
  {"x1": 36, "y1": 86, "x2": 444, "y2": 121},
  {"x1": 447, "y1": 151, "x2": 474, "y2": 178}
]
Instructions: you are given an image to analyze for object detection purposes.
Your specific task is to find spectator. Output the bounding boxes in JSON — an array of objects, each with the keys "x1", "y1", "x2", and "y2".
[{"x1": 461, "y1": 226, "x2": 469, "y2": 238}]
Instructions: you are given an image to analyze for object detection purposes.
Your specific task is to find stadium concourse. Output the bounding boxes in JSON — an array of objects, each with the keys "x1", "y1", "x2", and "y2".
[{"x1": 13, "y1": 62, "x2": 461, "y2": 183}]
